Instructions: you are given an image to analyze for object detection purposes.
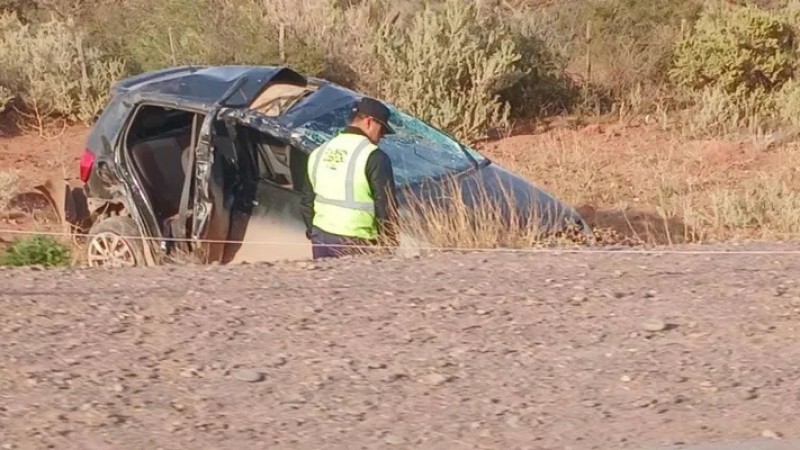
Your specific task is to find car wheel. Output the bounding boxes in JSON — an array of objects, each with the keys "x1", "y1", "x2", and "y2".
[{"x1": 86, "y1": 216, "x2": 145, "y2": 268}]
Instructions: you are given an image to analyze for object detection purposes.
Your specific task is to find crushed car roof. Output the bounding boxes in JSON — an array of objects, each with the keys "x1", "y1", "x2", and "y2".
[{"x1": 111, "y1": 65, "x2": 309, "y2": 107}]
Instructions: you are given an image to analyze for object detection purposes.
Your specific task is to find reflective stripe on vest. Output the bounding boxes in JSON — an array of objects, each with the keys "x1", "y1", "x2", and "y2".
[{"x1": 308, "y1": 133, "x2": 379, "y2": 239}]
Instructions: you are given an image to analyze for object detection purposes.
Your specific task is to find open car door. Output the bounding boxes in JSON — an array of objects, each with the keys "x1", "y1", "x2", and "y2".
[{"x1": 171, "y1": 67, "x2": 314, "y2": 263}]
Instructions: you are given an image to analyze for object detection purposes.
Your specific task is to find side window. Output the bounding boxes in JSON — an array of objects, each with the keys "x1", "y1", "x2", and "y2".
[{"x1": 125, "y1": 104, "x2": 198, "y2": 149}]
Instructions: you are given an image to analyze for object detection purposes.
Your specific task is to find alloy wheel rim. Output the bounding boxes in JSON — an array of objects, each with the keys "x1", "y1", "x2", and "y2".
[{"x1": 87, "y1": 232, "x2": 136, "y2": 267}]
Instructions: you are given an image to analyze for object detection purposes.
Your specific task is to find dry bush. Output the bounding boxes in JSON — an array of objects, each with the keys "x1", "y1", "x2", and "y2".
[
  {"x1": 681, "y1": 85, "x2": 779, "y2": 137},
  {"x1": 0, "y1": 85, "x2": 12, "y2": 114},
  {"x1": 701, "y1": 175, "x2": 800, "y2": 237},
  {"x1": 526, "y1": 0, "x2": 702, "y2": 114},
  {"x1": 255, "y1": 0, "x2": 398, "y2": 90},
  {"x1": 0, "y1": 0, "x2": 112, "y2": 21},
  {"x1": 774, "y1": 78, "x2": 800, "y2": 127},
  {"x1": 0, "y1": 170, "x2": 19, "y2": 211},
  {"x1": 0, "y1": 11, "x2": 125, "y2": 133},
  {"x1": 87, "y1": 0, "x2": 327, "y2": 75},
  {"x1": 494, "y1": 6, "x2": 584, "y2": 118}
]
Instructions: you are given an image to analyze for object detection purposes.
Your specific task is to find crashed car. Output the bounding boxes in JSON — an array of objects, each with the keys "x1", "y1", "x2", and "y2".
[{"x1": 47, "y1": 65, "x2": 590, "y2": 267}]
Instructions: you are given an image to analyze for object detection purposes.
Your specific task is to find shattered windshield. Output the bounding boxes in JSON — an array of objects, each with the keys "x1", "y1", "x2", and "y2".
[{"x1": 279, "y1": 86, "x2": 487, "y2": 186}]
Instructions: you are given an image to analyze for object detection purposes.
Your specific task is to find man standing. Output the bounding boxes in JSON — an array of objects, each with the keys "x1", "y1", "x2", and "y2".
[{"x1": 300, "y1": 97, "x2": 399, "y2": 259}]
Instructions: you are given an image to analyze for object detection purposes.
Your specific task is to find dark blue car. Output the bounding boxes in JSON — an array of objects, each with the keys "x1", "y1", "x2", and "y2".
[{"x1": 70, "y1": 65, "x2": 590, "y2": 267}]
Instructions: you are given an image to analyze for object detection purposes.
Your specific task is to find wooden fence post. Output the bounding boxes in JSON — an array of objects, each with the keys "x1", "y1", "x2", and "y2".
[
  {"x1": 585, "y1": 19, "x2": 592, "y2": 84},
  {"x1": 279, "y1": 23, "x2": 286, "y2": 64},
  {"x1": 168, "y1": 27, "x2": 177, "y2": 65},
  {"x1": 75, "y1": 34, "x2": 89, "y2": 99}
]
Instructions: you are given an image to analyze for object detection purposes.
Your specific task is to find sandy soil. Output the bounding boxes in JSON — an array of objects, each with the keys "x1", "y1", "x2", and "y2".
[{"x1": 2, "y1": 244, "x2": 800, "y2": 449}]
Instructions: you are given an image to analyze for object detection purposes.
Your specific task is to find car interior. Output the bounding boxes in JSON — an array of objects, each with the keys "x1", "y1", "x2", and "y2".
[
  {"x1": 123, "y1": 102, "x2": 309, "y2": 240},
  {"x1": 124, "y1": 105, "x2": 201, "y2": 227}
]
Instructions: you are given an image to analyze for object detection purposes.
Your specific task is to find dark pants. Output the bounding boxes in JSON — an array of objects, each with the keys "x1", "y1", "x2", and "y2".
[{"x1": 310, "y1": 227, "x2": 378, "y2": 260}]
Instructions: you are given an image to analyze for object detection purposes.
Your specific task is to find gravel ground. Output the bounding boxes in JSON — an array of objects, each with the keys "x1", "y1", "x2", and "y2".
[{"x1": 2, "y1": 244, "x2": 800, "y2": 450}]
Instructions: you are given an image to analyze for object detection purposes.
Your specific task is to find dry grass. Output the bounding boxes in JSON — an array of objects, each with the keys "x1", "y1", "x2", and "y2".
[
  {"x1": 385, "y1": 174, "x2": 591, "y2": 251},
  {"x1": 478, "y1": 123, "x2": 800, "y2": 244}
]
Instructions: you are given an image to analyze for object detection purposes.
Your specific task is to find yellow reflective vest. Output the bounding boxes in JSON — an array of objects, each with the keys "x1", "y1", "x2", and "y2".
[{"x1": 307, "y1": 133, "x2": 379, "y2": 240}]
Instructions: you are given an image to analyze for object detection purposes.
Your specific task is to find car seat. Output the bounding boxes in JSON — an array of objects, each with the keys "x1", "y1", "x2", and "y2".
[{"x1": 129, "y1": 129, "x2": 192, "y2": 223}]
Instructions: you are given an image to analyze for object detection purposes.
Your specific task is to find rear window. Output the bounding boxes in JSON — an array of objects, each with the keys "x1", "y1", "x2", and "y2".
[{"x1": 86, "y1": 95, "x2": 132, "y2": 155}]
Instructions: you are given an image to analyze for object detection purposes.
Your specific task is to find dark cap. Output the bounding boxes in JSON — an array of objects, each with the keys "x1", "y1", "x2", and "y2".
[{"x1": 353, "y1": 97, "x2": 395, "y2": 134}]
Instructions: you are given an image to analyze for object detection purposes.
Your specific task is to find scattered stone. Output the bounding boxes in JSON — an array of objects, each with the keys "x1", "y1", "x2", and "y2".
[
  {"x1": 762, "y1": 429, "x2": 782, "y2": 439},
  {"x1": 620, "y1": 375, "x2": 632, "y2": 382},
  {"x1": 297, "y1": 262, "x2": 317, "y2": 270},
  {"x1": 476, "y1": 309, "x2": 490, "y2": 316},
  {"x1": 740, "y1": 387, "x2": 759, "y2": 400},
  {"x1": 644, "y1": 290, "x2": 657, "y2": 299},
  {"x1": 667, "y1": 374, "x2": 688, "y2": 384},
  {"x1": 112, "y1": 383, "x2": 124, "y2": 393},
  {"x1": 179, "y1": 369, "x2": 198, "y2": 378},
  {"x1": 269, "y1": 355, "x2": 288, "y2": 368},
  {"x1": 417, "y1": 373, "x2": 450, "y2": 386},
  {"x1": 571, "y1": 295, "x2": 588, "y2": 305},
  {"x1": 232, "y1": 369, "x2": 264, "y2": 383},
  {"x1": 504, "y1": 415, "x2": 521, "y2": 428},
  {"x1": 384, "y1": 372, "x2": 408, "y2": 382},
  {"x1": 383, "y1": 434, "x2": 406, "y2": 445},
  {"x1": 641, "y1": 319, "x2": 668, "y2": 333},
  {"x1": 171, "y1": 402, "x2": 186, "y2": 412}
]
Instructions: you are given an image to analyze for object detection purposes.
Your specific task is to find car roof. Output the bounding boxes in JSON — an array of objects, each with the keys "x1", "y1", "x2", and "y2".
[{"x1": 111, "y1": 65, "x2": 310, "y2": 108}]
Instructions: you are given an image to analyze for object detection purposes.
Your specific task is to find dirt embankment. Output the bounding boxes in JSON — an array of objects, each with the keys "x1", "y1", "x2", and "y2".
[{"x1": 2, "y1": 244, "x2": 800, "y2": 449}]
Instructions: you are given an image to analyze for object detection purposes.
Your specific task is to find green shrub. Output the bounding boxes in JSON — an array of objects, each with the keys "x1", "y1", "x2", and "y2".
[
  {"x1": 88, "y1": 0, "x2": 328, "y2": 76},
  {"x1": 1, "y1": 235, "x2": 71, "y2": 268},
  {"x1": 372, "y1": 0, "x2": 522, "y2": 143},
  {"x1": 670, "y1": 4, "x2": 795, "y2": 96},
  {"x1": 0, "y1": 11, "x2": 126, "y2": 129}
]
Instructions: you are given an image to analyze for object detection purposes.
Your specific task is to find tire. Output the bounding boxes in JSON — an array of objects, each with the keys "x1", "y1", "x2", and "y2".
[{"x1": 85, "y1": 216, "x2": 145, "y2": 268}]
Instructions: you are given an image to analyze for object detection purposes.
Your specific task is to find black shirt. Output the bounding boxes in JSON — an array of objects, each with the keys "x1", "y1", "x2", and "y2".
[{"x1": 300, "y1": 126, "x2": 399, "y2": 244}]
